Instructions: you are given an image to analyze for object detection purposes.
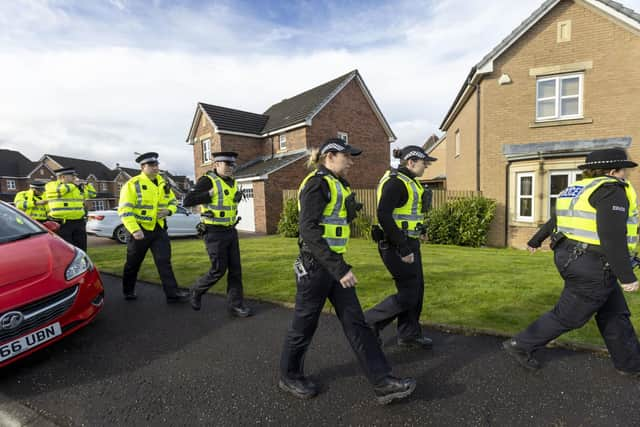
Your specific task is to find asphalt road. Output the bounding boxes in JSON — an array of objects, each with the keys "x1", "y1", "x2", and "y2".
[{"x1": 1, "y1": 274, "x2": 639, "y2": 426}]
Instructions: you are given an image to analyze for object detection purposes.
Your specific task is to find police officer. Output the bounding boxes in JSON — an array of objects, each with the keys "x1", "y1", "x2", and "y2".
[
  {"x1": 118, "y1": 152, "x2": 189, "y2": 303},
  {"x1": 279, "y1": 138, "x2": 416, "y2": 405},
  {"x1": 14, "y1": 181, "x2": 48, "y2": 222},
  {"x1": 183, "y1": 152, "x2": 252, "y2": 317},
  {"x1": 365, "y1": 146, "x2": 436, "y2": 349},
  {"x1": 504, "y1": 148, "x2": 640, "y2": 376},
  {"x1": 45, "y1": 167, "x2": 88, "y2": 250}
]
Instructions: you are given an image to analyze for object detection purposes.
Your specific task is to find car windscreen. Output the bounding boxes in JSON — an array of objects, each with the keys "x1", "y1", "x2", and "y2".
[{"x1": 0, "y1": 203, "x2": 46, "y2": 244}]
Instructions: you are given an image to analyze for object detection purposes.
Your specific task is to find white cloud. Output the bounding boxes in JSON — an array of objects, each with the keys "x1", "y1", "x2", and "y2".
[{"x1": 0, "y1": 0, "x2": 639, "y2": 177}]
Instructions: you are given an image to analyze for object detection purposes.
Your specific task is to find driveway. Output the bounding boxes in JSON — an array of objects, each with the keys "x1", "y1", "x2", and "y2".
[{"x1": 1, "y1": 275, "x2": 639, "y2": 426}]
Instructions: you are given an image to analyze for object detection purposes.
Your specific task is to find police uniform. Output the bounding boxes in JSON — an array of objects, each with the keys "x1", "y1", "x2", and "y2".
[
  {"x1": 504, "y1": 148, "x2": 640, "y2": 375},
  {"x1": 182, "y1": 152, "x2": 251, "y2": 317},
  {"x1": 118, "y1": 152, "x2": 189, "y2": 303},
  {"x1": 14, "y1": 181, "x2": 48, "y2": 222},
  {"x1": 279, "y1": 138, "x2": 416, "y2": 404},
  {"x1": 364, "y1": 146, "x2": 436, "y2": 348},
  {"x1": 44, "y1": 167, "x2": 88, "y2": 250}
]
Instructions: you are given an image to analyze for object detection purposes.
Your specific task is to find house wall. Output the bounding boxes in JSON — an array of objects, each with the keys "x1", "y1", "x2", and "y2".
[
  {"x1": 219, "y1": 134, "x2": 263, "y2": 167},
  {"x1": 307, "y1": 79, "x2": 391, "y2": 187},
  {"x1": 420, "y1": 137, "x2": 448, "y2": 183},
  {"x1": 445, "y1": 0, "x2": 640, "y2": 247},
  {"x1": 445, "y1": 91, "x2": 479, "y2": 191},
  {"x1": 270, "y1": 127, "x2": 308, "y2": 155},
  {"x1": 192, "y1": 113, "x2": 222, "y2": 179}
]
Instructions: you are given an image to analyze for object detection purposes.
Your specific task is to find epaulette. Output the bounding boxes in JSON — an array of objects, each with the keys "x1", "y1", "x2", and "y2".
[{"x1": 389, "y1": 168, "x2": 398, "y2": 177}]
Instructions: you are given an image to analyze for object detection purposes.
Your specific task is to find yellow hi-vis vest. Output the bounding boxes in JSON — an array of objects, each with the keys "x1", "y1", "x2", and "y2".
[
  {"x1": 14, "y1": 189, "x2": 48, "y2": 221},
  {"x1": 298, "y1": 171, "x2": 351, "y2": 254},
  {"x1": 44, "y1": 180, "x2": 85, "y2": 220},
  {"x1": 556, "y1": 176, "x2": 639, "y2": 252},
  {"x1": 118, "y1": 173, "x2": 178, "y2": 233},
  {"x1": 201, "y1": 172, "x2": 238, "y2": 227},
  {"x1": 376, "y1": 169, "x2": 425, "y2": 239},
  {"x1": 84, "y1": 183, "x2": 97, "y2": 199}
]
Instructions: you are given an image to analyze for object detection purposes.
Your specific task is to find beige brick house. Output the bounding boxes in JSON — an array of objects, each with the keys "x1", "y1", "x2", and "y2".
[
  {"x1": 438, "y1": 0, "x2": 640, "y2": 248},
  {"x1": 186, "y1": 70, "x2": 396, "y2": 234}
]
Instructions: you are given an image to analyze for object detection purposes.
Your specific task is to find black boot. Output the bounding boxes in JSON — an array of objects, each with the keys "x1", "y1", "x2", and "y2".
[
  {"x1": 190, "y1": 290, "x2": 202, "y2": 311},
  {"x1": 373, "y1": 376, "x2": 416, "y2": 405},
  {"x1": 228, "y1": 305, "x2": 253, "y2": 318},
  {"x1": 166, "y1": 289, "x2": 190, "y2": 304},
  {"x1": 397, "y1": 336, "x2": 433, "y2": 349},
  {"x1": 502, "y1": 339, "x2": 540, "y2": 371},
  {"x1": 278, "y1": 376, "x2": 318, "y2": 399}
]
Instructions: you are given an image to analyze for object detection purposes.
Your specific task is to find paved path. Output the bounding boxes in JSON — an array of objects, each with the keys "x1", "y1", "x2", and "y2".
[{"x1": 1, "y1": 275, "x2": 639, "y2": 426}]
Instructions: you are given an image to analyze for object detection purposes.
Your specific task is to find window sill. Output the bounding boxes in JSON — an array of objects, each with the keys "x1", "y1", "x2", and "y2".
[{"x1": 529, "y1": 118, "x2": 592, "y2": 128}]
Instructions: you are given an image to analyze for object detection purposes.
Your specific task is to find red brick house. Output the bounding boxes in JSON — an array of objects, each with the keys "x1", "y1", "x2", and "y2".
[{"x1": 186, "y1": 70, "x2": 396, "y2": 233}]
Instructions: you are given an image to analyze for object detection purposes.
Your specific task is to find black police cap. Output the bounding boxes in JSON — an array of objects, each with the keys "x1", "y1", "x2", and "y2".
[{"x1": 136, "y1": 152, "x2": 159, "y2": 165}]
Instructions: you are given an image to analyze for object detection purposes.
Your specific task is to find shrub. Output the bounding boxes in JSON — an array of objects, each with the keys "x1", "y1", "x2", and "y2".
[
  {"x1": 426, "y1": 196, "x2": 496, "y2": 247},
  {"x1": 277, "y1": 198, "x2": 299, "y2": 237},
  {"x1": 351, "y1": 213, "x2": 373, "y2": 240}
]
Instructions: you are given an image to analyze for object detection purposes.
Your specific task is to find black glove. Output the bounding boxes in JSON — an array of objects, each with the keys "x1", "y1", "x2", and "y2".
[
  {"x1": 233, "y1": 190, "x2": 243, "y2": 203},
  {"x1": 421, "y1": 186, "x2": 433, "y2": 213},
  {"x1": 345, "y1": 193, "x2": 363, "y2": 223}
]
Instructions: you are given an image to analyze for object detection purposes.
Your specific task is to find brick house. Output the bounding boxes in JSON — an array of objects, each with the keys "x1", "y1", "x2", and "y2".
[
  {"x1": 438, "y1": 0, "x2": 640, "y2": 248},
  {"x1": 0, "y1": 149, "x2": 55, "y2": 202},
  {"x1": 186, "y1": 70, "x2": 397, "y2": 233}
]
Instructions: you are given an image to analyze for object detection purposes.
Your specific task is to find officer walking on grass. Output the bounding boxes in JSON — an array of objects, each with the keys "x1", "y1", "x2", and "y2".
[
  {"x1": 279, "y1": 138, "x2": 416, "y2": 405},
  {"x1": 503, "y1": 148, "x2": 640, "y2": 377},
  {"x1": 14, "y1": 181, "x2": 48, "y2": 222},
  {"x1": 44, "y1": 167, "x2": 88, "y2": 251},
  {"x1": 118, "y1": 152, "x2": 189, "y2": 303},
  {"x1": 365, "y1": 145, "x2": 436, "y2": 349},
  {"x1": 182, "y1": 152, "x2": 252, "y2": 317}
]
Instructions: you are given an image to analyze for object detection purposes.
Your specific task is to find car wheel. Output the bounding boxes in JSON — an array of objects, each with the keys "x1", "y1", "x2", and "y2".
[{"x1": 114, "y1": 225, "x2": 130, "y2": 244}]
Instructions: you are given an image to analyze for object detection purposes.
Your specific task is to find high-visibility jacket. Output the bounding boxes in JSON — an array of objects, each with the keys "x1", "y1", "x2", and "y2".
[
  {"x1": 200, "y1": 172, "x2": 238, "y2": 227},
  {"x1": 14, "y1": 189, "x2": 48, "y2": 221},
  {"x1": 376, "y1": 169, "x2": 425, "y2": 239},
  {"x1": 118, "y1": 173, "x2": 178, "y2": 233},
  {"x1": 298, "y1": 170, "x2": 351, "y2": 254},
  {"x1": 556, "y1": 176, "x2": 639, "y2": 252},
  {"x1": 44, "y1": 180, "x2": 85, "y2": 220},
  {"x1": 84, "y1": 183, "x2": 97, "y2": 199}
]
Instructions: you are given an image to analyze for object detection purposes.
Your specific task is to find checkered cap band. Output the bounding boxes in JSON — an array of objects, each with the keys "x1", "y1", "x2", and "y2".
[
  {"x1": 320, "y1": 143, "x2": 346, "y2": 154},
  {"x1": 403, "y1": 150, "x2": 427, "y2": 160}
]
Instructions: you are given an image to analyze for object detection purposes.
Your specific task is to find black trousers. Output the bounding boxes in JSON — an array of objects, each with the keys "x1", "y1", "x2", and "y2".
[
  {"x1": 58, "y1": 219, "x2": 87, "y2": 251},
  {"x1": 515, "y1": 241, "x2": 640, "y2": 372},
  {"x1": 280, "y1": 259, "x2": 391, "y2": 385},
  {"x1": 122, "y1": 226, "x2": 181, "y2": 298},
  {"x1": 191, "y1": 227, "x2": 244, "y2": 307},
  {"x1": 364, "y1": 238, "x2": 424, "y2": 339}
]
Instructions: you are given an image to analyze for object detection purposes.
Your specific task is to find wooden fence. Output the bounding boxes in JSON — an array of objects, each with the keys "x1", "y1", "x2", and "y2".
[{"x1": 282, "y1": 188, "x2": 481, "y2": 237}]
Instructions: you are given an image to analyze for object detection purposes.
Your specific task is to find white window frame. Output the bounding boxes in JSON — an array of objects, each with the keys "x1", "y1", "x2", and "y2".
[
  {"x1": 93, "y1": 200, "x2": 105, "y2": 211},
  {"x1": 548, "y1": 170, "x2": 582, "y2": 219},
  {"x1": 455, "y1": 130, "x2": 461, "y2": 157},
  {"x1": 279, "y1": 134, "x2": 287, "y2": 150},
  {"x1": 516, "y1": 172, "x2": 535, "y2": 222},
  {"x1": 536, "y1": 73, "x2": 583, "y2": 122},
  {"x1": 7, "y1": 180, "x2": 16, "y2": 190},
  {"x1": 100, "y1": 182, "x2": 108, "y2": 191},
  {"x1": 337, "y1": 131, "x2": 348, "y2": 143},
  {"x1": 202, "y1": 139, "x2": 211, "y2": 163}
]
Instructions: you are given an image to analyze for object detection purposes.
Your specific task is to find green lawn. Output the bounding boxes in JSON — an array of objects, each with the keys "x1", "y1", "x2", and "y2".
[{"x1": 88, "y1": 236, "x2": 640, "y2": 347}]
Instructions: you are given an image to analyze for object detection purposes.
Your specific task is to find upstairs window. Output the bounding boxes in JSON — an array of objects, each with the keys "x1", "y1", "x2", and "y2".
[
  {"x1": 337, "y1": 131, "x2": 348, "y2": 143},
  {"x1": 279, "y1": 134, "x2": 287, "y2": 150},
  {"x1": 7, "y1": 180, "x2": 16, "y2": 190},
  {"x1": 202, "y1": 139, "x2": 211, "y2": 163},
  {"x1": 100, "y1": 182, "x2": 108, "y2": 191},
  {"x1": 536, "y1": 74, "x2": 583, "y2": 121}
]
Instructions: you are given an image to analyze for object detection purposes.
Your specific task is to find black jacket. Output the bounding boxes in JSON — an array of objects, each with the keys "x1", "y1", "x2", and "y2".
[
  {"x1": 376, "y1": 167, "x2": 418, "y2": 257},
  {"x1": 298, "y1": 165, "x2": 352, "y2": 281},
  {"x1": 183, "y1": 171, "x2": 235, "y2": 207},
  {"x1": 528, "y1": 180, "x2": 636, "y2": 284}
]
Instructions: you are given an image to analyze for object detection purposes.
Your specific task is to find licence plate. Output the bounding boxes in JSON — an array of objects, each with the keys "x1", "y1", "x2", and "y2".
[{"x1": 0, "y1": 323, "x2": 62, "y2": 362}]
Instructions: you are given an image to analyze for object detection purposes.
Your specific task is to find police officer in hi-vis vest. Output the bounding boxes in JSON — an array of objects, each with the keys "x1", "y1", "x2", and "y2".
[
  {"x1": 182, "y1": 151, "x2": 252, "y2": 317},
  {"x1": 504, "y1": 148, "x2": 640, "y2": 376},
  {"x1": 279, "y1": 138, "x2": 416, "y2": 405},
  {"x1": 45, "y1": 167, "x2": 88, "y2": 250},
  {"x1": 118, "y1": 152, "x2": 189, "y2": 303},
  {"x1": 365, "y1": 145, "x2": 436, "y2": 349},
  {"x1": 14, "y1": 180, "x2": 48, "y2": 222}
]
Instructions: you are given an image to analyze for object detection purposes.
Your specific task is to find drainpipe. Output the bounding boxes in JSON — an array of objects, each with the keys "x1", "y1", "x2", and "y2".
[
  {"x1": 467, "y1": 77, "x2": 481, "y2": 193},
  {"x1": 504, "y1": 160, "x2": 511, "y2": 248}
]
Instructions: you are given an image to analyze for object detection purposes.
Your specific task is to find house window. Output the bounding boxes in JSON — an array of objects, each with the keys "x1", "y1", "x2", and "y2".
[
  {"x1": 93, "y1": 200, "x2": 105, "y2": 211},
  {"x1": 536, "y1": 74, "x2": 583, "y2": 121},
  {"x1": 337, "y1": 131, "x2": 348, "y2": 143},
  {"x1": 516, "y1": 173, "x2": 534, "y2": 222},
  {"x1": 549, "y1": 171, "x2": 582, "y2": 218},
  {"x1": 117, "y1": 183, "x2": 123, "y2": 192},
  {"x1": 202, "y1": 139, "x2": 211, "y2": 163},
  {"x1": 279, "y1": 134, "x2": 287, "y2": 150},
  {"x1": 7, "y1": 180, "x2": 16, "y2": 190},
  {"x1": 455, "y1": 130, "x2": 461, "y2": 157},
  {"x1": 100, "y1": 182, "x2": 108, "y2": 191}
]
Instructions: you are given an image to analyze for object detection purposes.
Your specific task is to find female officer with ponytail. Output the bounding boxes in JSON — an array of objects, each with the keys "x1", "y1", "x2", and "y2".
[
  {"x1": 279, "y1": 138, "x2": 416, "y2": 405},
  {"x1": 365, "y1": 146, "x2": 436, "y2": 349}
]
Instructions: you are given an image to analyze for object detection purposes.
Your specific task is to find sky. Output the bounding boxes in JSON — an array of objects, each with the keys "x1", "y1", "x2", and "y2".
[{"x1": 1, "y1": 0, "x2": 639, "y2": 177}]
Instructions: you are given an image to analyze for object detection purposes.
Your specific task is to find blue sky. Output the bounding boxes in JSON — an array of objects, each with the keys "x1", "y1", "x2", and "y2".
[{"x1": 1, "y1": 0, "x2": 639, "y2": 176}]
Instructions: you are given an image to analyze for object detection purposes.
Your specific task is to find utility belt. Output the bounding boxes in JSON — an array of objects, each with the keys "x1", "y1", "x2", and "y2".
[
  {"x1": 49, "y1": 217, "x2": 85, "y2": 225},
  {"x1": 294, "y1": 251, "x2": 319, "y2": 281},
  {"x1": 552, "y1": 233, "x2": 610, "y2": 272}
]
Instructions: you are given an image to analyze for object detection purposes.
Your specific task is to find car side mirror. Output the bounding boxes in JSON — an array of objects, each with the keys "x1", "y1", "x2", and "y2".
[{"x1": 43, "y1": 221, "x2": 60, "y2": 233}]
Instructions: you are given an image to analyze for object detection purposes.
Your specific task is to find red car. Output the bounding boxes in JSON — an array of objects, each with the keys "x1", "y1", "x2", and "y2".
[{"x1": 0, "y1": 201, "x2": 104, "y2": 368}]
